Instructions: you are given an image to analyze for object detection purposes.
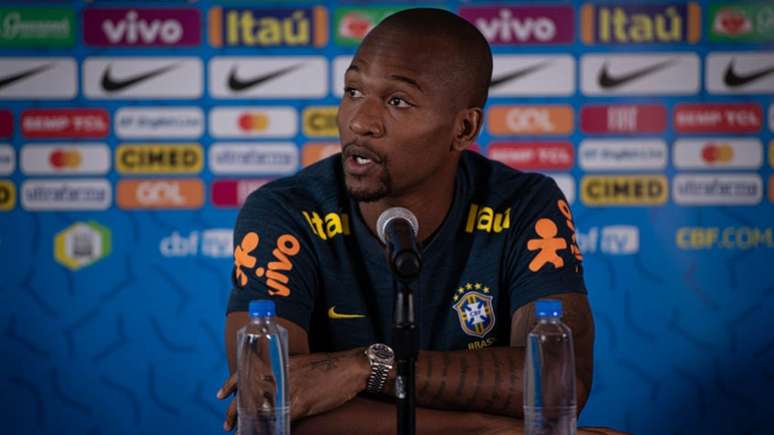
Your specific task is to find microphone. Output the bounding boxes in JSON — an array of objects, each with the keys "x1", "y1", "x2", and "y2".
[{"x1": 376, "y1": 207, "x2": 422, "y2": 282}]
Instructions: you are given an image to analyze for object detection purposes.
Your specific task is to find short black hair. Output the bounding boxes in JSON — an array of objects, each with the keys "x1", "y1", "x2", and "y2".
[{"x1": 367, "y1": 8, "x2": 493, "y2": 109}]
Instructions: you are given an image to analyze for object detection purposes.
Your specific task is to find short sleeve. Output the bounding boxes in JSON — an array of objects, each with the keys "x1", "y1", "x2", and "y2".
[
  {"x1": 226, "y1": 190, "x2": 319, "y2": 331},
  {"x1": 506, "y1": 176, "x2": 587, "y2": 313}
]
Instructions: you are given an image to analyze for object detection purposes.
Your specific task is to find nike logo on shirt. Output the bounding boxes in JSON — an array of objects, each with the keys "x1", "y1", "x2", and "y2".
[
  {"x1": 723, "y1": 61, "x2": 774, "y2": 87},
  {"x1": 0, "y1": 64, "x2": 53, "y2": 90},
  {"x1": 328, "y1": 306, "x2": 365, "y2": 319},
  {"x1": 598, "y1": 59, "x2": 676, "y2": 88},
  {"x1": 100, "y1": 63, "x2": 179, "y2": 92},
  {"x1": 227, "y1": 64, "x2": 303, "y2": 92},
  {"x1": 490, "y1": 61, "x2": 550, "y2": 88}
]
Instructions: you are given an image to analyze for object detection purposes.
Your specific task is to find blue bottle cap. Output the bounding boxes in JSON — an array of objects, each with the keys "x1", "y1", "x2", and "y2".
[
  {"x1": 249, "y1": 299, "x2": 276, "y2": 317},
  {"x1": 535, "y1": 299, "x2": 562, "y2": 318}
]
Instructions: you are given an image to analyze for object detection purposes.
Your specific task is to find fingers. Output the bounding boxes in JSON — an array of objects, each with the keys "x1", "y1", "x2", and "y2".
[
  {"x1": 223, "y1": 398, "x2": 237, "y2": 432},
  {"x1": 217, "y1": 372, "x2": 237, "y2": 400}
]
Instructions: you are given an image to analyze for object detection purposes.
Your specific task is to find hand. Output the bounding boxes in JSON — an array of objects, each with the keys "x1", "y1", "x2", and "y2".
[
  {"x1": 216, "y1": 373, "x2": 237, "y2": 432},
  {"x1": 288, "y1": 348, "x2": 370, "y2": 420}
]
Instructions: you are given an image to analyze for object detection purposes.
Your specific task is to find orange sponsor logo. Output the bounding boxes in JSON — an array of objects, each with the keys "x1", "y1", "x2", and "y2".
[
  {"x1": 117, "y1": 179, "x2": 204, "y2": 209},
  {"x1": 526, "y1": 199, "x2": 582, "y2": 272},
  {"x1": 234, "y1": 231, "x2": 301, "y2": 297},
  {"x1": 302, "y1": 143, "x2": 340, "y2": 167},
  {"x1": 488, "y1": 105, "x2": 573, "y2": 135}
]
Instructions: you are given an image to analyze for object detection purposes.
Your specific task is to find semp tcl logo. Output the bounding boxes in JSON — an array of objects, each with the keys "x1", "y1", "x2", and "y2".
[
  {"x1": 673, "y1": 103, "x2": 762, "y2": 133},
  {"x1": 488, "y1": 142, "x2": 573, "y2": 171},
  {"x1": 160, "y1": 229, "x2": 233, "y2": 258},
  {"x1": 21, "y1": 108, "x2": 109, "y2": 138},
  {"x1": 82, "y1": 8, "x2": 201, "y2": 47},
  {"x1": 117, "y1": 178, "x2": 204, "y2": 209}
]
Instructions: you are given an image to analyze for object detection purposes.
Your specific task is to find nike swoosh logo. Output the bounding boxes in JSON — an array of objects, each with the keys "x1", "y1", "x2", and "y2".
[
  {"x1": 490, "y1": 61, "x2": 550, "y2": 88},
  {"x1": 0, "y1": 63, "x2": 53, "y2": 90},
  {"x1": 227, "y1": 64, "x2": 303, "y2": 92},
  {"x1": 100, "y1": 63, "x2": 179, "y2": 92},
  {"x1": 328, "y1": 306, "x2": 365, "y2": 320},
  {"x1": 598, "y1": 59, "x2": 676, "y2": 88},
  {"x1": 723, "y1": 61, "x2": 774, "y2": 87}
]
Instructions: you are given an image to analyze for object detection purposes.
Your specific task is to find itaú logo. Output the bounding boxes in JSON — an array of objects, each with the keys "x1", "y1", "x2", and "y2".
[
  {"x1": 701, "y1": 142, "x2": 734, "y2": 164},
  {"x1": 49, "y1": 148, "x2": 82, "y2": 169},
  {"x1": 238, "y1": 112, "x2": 269, "y2": 132}
]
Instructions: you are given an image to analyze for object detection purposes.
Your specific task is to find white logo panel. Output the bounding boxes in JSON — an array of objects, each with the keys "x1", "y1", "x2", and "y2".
[
  {"x1": 83, "y1": 57, "x2": 203, "y2": 99},
  {"x1": 706, "y1": 52, "x2": 774, "y2": 95},
  {"x1": 209, "y1": 57, "x2": 327, "y2": 99},
  {"x1": 0, "y1": 58, "x2": 77, "y2": 100},
  {"x1": 579, "y1": 139, "x2": 667, "y2": 171},
  {"x1": 209, "y1": 107, "x2": 297, "y2": 138},
  {"x1": 673, "y1": 174, "x2": 762, "y2": 205},
  {"x1": 115, "y1": 107, "x2": 204, "y2": 139},
  {"x1": 673, "y1": 138, "x2": 762, "y2": 169},
  {"x1": 581, "y1": 53, "x2": 699, "y2": 96},
  {"x1": 21, "y1": 143, "x2": 110, "y2": 175},
  {"x1": 22, "y1": 179, "x2": 112, "y2": 211},
  {"x1": 0, "y1": 144, "x2": 15, "y2": 175},
  {"x1": 208, "y1": 143, "x2": 298, "y2": 175},
  {"x1": 333, "y1": 56, "x2": 353, "y2": 98},
  {"x1": 548, "y1": 174, "x2": 575, "y2": 205},
  {"x1": 490, "y1": 55, "x2": 574, "y2": 96}
]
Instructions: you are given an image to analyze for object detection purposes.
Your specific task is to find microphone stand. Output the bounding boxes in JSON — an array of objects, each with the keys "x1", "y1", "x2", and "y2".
[{"x1": 393, "y1": 277, "x2": 417, "y2": 435}]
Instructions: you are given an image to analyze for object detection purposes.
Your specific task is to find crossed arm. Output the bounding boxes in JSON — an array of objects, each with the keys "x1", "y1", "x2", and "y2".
[{"x1": 219, "y1": 292, "x2": 594, "y2": 434}]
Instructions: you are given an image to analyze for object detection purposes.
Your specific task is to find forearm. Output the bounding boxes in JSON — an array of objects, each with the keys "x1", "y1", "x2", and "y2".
[
  {"x1": 293, "y1": 396, "x2": 523, "y2": 435},
  {"x1": 385, "y1": 347, "x2": 591, "y2": 418}
]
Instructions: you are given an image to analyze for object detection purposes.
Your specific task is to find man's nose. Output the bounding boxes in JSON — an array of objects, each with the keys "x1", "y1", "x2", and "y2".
[{"x1": 348, "y1": 99, "x2": 384, "y2": 137}]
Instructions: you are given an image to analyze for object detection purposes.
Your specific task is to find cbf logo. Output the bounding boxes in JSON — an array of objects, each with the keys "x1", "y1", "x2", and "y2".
[{"x1": 453, "y1": 283, "x2": 495, "y2": 338}]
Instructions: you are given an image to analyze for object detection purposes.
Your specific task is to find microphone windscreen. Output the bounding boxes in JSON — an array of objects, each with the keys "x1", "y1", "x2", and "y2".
[{"x1": 376, "y1": 207, "x2": 419, "y2": 244}]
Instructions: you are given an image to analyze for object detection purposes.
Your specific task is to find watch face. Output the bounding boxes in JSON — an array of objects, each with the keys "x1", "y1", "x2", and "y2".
[{"x1": 371, "y1": 343, "x2": 394, "y2": 361}]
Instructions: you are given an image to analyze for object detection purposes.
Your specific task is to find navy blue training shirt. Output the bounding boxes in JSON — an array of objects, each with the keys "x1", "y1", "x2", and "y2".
[{"x1": 228, "y1": 151, "x2": 586, "y2": 352}]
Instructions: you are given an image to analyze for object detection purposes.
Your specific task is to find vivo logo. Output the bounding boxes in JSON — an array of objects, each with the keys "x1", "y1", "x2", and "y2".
[
  {"x1": 577, "y1": 225, "x2": 640, "y2": 255},
  {"x1": 83, "y1": 8, "x2": 200, "y2": 47},
  {"x1": 460, "y1": 6, "x2": 573, "y2": 44}
]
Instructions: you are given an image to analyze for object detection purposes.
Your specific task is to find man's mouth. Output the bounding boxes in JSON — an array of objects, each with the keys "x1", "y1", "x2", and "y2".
[{"x1": 343, "y1": 144, "x2": 382, "y2": 175}]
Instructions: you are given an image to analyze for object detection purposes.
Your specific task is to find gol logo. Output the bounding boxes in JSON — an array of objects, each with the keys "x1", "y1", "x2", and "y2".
[
  {"x1": 238, "y1": 112, "x2": 269, "y2": 132},
  {"x1": 581, "y1": 175, "x2": 668, "y2": 206},
  {"x1": 117, "y1": 179, "x2": 204, "y2": 209},
  {"x1": 0, "y1": 180, "x2": 15, "y2": 211},
  {"x1": 115, "y1": 144, "x2": 203, "y2": 174},
  {"x1": 234, "y1": 231, "x2": 301, "y2": 297},
  {"x1": 303, "y1": 107, "x2": 338, "y2": 137},
  {"x1": 701, "y1": 143, "x2": 734, "y2": 164},
  {"x1": 49, "y1": 148, "x2": 82, "y2": 169},
  {"x1": 302, "y1": 143, "x2": 339, "y2": 166},
  {"x1": 488, "y1": 105, "x2": 573, "y2": 135}
]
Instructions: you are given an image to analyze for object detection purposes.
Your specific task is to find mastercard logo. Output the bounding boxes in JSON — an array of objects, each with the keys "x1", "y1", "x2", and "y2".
[
  {"x1": 49, "y1": 149, "x2": 82, "y2": 169},
  {"x1": 238, "y1": 113, "x2": 269, "y2": 132},
  {"x1": 701, "y1": 143, "x2": 734, "y2": 164}
]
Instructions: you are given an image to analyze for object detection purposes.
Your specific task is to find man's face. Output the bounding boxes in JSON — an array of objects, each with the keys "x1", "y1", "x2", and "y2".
[{"x1": 336, "y1": 30, "x2": 460, "y2": 202}]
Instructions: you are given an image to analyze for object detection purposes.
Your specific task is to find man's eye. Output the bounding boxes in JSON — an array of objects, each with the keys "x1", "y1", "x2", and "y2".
[
  {"x1": 344, "y1": 87, "x2": 362, "y2": 98},
  {"x1": 388, "y1": 96, "x2": 411, "y2": 108}
]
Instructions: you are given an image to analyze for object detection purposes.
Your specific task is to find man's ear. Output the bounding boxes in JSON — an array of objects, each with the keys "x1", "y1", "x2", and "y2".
[{"x1": 451, "y1": 107, "x2": 483, "y2": 151}]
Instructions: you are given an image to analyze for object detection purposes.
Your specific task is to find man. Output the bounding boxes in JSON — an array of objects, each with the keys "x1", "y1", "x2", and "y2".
[{"x1": 218, "y1": 8, "x2": 595, "y2": 435}]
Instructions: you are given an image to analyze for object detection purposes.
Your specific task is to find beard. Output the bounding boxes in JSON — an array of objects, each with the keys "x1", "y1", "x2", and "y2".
[{"x1": 344, "y1": 164, "x2": 393, "y2": 202}]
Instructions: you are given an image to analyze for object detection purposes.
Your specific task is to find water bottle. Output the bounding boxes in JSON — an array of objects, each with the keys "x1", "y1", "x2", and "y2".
[
  {"x1": 237, "y1": 300, "x2": 289, "y2": 435},
  {"x1": 523, "y1": 299, "x2": 577, "y2": 435}
]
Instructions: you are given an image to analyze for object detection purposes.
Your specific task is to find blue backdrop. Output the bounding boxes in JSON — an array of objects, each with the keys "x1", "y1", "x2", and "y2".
[{"x1": 1, "y1": 1, "x2": 772, "y2": 434}]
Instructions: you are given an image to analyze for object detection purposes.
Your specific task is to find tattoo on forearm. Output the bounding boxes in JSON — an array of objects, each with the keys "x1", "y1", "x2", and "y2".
[
  {"x1": 454, "y1": 352, "x2": 469, "y2": 398},
  {"x1": 471, "y1": 350, "x2": 484, "y2": 402},
  {"x1": 418, "y1": 353, "x2": 433, "y2": 395},
  {"x1": 431, "y1": 352, "x2": 449, "y2": 403},
  {"x1": 308, "y1": 353, "x2": 338, "y2": 372}
]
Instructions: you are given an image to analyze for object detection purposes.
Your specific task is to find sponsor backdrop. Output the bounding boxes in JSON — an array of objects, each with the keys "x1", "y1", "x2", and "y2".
[{"x1": 0, "y1": 0, "x2": 772, "y2": 434}]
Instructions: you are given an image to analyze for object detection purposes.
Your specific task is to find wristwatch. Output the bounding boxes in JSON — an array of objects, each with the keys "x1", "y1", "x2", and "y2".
[{"x1": 365, "y1": 343, "x2": 394, "y2": 394}]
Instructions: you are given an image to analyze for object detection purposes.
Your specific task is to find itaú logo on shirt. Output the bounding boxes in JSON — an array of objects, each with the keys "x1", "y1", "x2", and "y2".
[
  {"x1": 302, "y1": 210, "x2": 350, "y2": 240},
  {"x1": 464, "y1": 203, "x2": 511, "y2": 233}
]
